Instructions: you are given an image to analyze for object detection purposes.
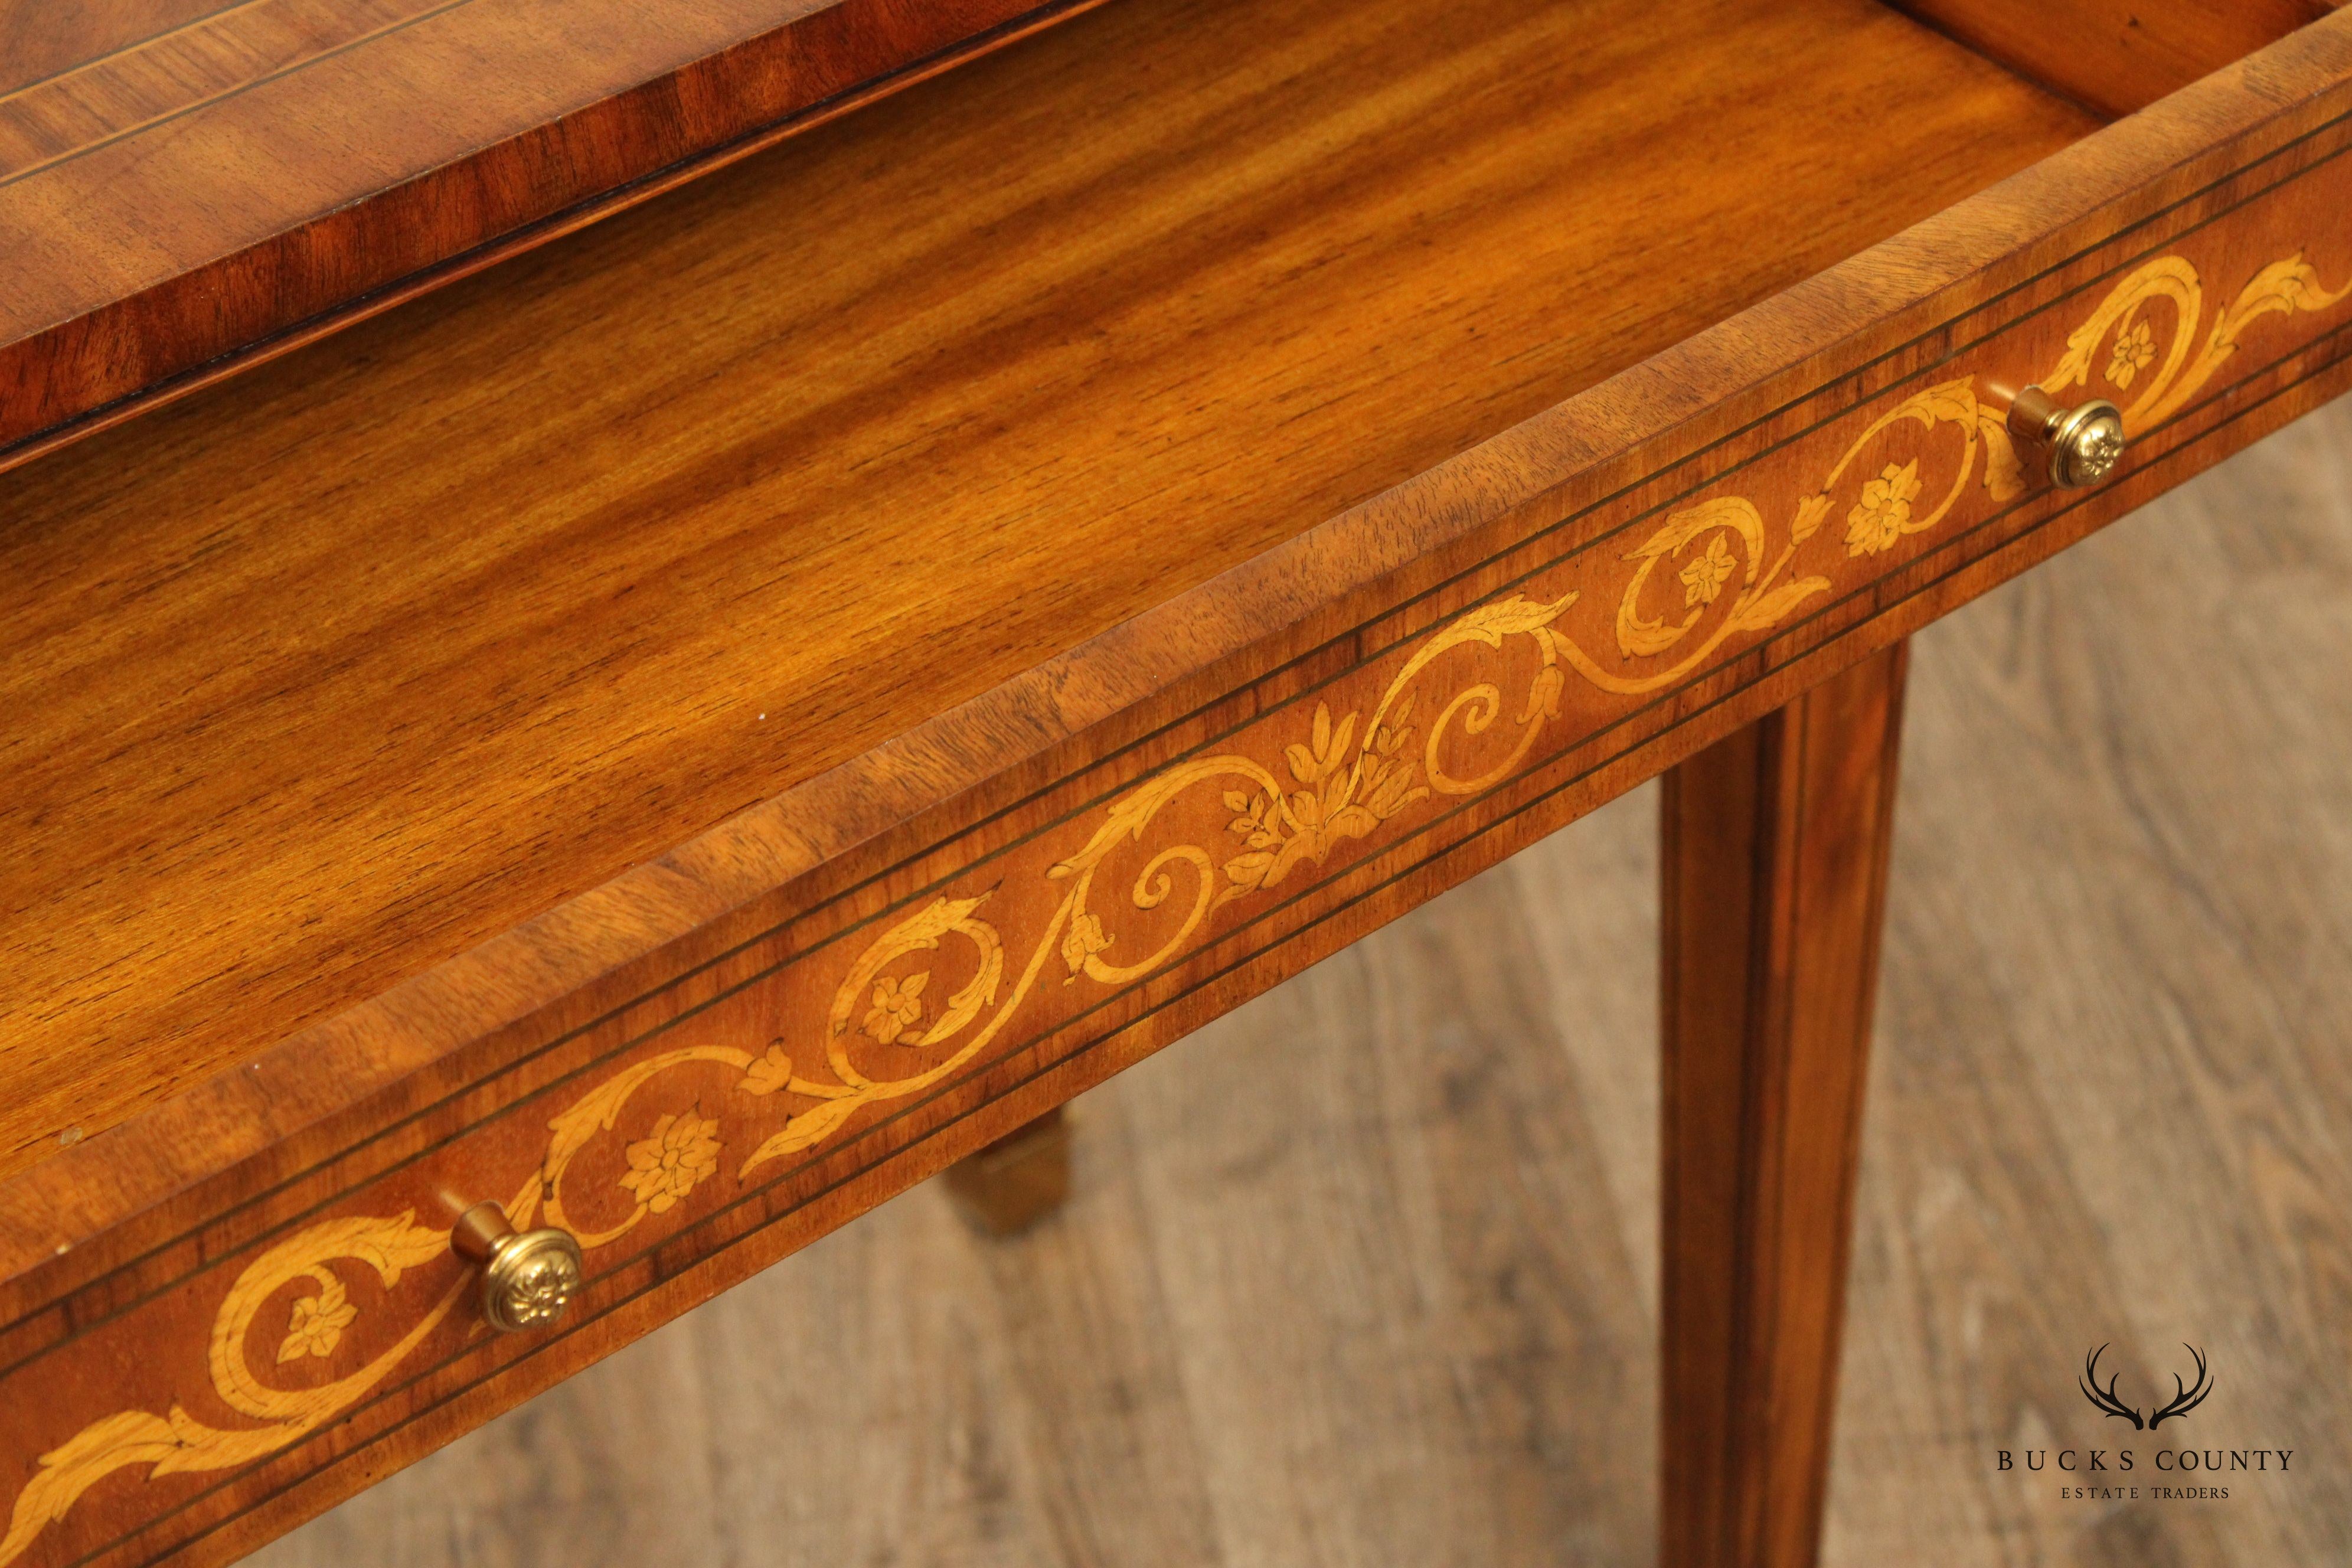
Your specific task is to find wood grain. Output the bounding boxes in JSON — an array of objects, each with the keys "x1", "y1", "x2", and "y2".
[
  {"x1": 1886, "y1": 0, "x2": 2328, "y2": 117},
  {"x1": 0, "y1": 0, "x2": 1110, "y2": 462},
  {"x1": 8, "y1": 280, "x2": 2348, "y2": 1568},
  {"x1": 1, "y1": 0, "x2": 458, "y2": 177},
  {"x1": 0, "y1": 0, "x2": 2100, "y2": 1184},
  {"x1": 5, "y1": 6, "x2": 2352, "y2": 1561},
  {"x1": 1660, "y1": 641, "x2": 1908, "y2": 1568},
  {"x1": 27, "y1": 0, "x2": 2352, "y2": 1322},
  {"x1": 2, "y1": 2, "x2": 292, "y2": 94},
  {"x1": 239, "y1": 399, "x2": 2352, "y2": 1568}
]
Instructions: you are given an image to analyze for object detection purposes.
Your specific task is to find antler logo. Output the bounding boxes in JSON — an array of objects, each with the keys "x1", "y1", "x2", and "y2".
[{"x1": 2079, "y1": 1343, "x2": 2213, "y2": 1430}]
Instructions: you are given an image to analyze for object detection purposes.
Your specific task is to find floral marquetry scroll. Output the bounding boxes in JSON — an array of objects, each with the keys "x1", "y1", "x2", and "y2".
[
  {"x1": 0, "y1": 586, "x2": 1592, "y2": 1568},
  {"x1": 0, "y1": 1214, "x2": 462, "y2": 1568},
  {"x1": 1557, "y1": 376, "x2": 2027, "y2": 699},
  {"x1": 3, "y1": 239, "x2": 2348, "y2": 1568},
  {"x1": 2047, "y1": 252, "x2": 2352, "y2": 427},
  {"x1": 1551, "y1": 246, "x2": 2346, "y2": 709}
]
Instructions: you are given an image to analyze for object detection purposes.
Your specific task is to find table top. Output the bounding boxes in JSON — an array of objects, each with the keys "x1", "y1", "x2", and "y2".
[
  {"x1": 0, "y1": 0, "x2": 1096, "y2": 465},
  {"x1": 0, "y1": 0, "x2": 2097, "y2": 1184}
]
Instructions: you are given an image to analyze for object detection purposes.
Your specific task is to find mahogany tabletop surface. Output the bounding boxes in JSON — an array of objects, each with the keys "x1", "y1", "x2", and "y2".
[
  {"x1": 0, "y1": 0, "x2": 2095, "y2": 1189},
  {"x1": 0, "y1": 0, "x2": 1105, "y2": 465}
]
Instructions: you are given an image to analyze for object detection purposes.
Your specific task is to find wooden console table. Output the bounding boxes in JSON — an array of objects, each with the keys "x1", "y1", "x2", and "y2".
[{"x1": 4, "y1": 0, "x2": 2348, "y2": 1563}]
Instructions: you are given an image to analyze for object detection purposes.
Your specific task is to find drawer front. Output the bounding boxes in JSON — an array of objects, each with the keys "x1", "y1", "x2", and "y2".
[{"x1": 7, "y1": 71, "x2": 2352, "y2": 1568}]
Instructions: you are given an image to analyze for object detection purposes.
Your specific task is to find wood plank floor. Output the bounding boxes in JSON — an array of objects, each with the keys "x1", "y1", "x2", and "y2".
[{"x1": 252, "y1": 397, "x2": 2352, "y2": 1568}]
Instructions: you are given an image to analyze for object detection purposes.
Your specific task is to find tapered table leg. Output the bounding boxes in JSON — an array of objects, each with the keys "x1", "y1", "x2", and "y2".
[
  {"x1": 1659, "y1": 641, "x2": 1909, "y2": 1568},
  {"x1": 944, "y1": 1106, "x2": 1073, "y2": 1235}
]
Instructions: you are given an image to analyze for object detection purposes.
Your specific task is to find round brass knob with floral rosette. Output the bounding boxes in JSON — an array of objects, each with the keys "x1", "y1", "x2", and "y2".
[
  {"x1": 450, "y1": 1201, "x2": 584, "y2": 1333},
  {"x1": 2006, "y1": 384, "x2": 2126, "y2": 489}
]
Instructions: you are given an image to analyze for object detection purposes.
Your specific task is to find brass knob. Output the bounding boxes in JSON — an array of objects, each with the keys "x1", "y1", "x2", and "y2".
[
  {"x1": 450, "y1": 1202, "x2": 583, "y2": 1333},
  {"x1": 2007, "y1": 386, "x2": 2125, "y2": 489}
]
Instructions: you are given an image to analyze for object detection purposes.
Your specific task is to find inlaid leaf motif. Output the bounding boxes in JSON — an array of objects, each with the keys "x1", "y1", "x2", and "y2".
[
  {"x1": 1061, "y1": 911, "x2": 1112, "y2": 978},
  {"x1": 741, "y1": 1044, "x2": 793, "y2": 1096}
]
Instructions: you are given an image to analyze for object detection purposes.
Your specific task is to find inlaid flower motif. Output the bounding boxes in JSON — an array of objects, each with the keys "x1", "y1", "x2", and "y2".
[
  {"x1": 1843, "y1": 458, "x2": 1924, "y2": 557},
  {"x1": 1217, "y1": 695, "x2": 1427, "y2": 903},
  {"x1": 276, "y1": 1276, "x2": 357, "y2": 1363},
  {"x1": 619, "y1": 1110, "x2": 722, "y2": 1214},
  {"x1": 863, "y1": 972, "x2": 927, "y2": 1044},
  {"x1": 2106, "y1": 316, "x2": 2157, "y2": 388},
  {"x1": 1677, "y1": 533, "x2": 1736, "y2": 607}
]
